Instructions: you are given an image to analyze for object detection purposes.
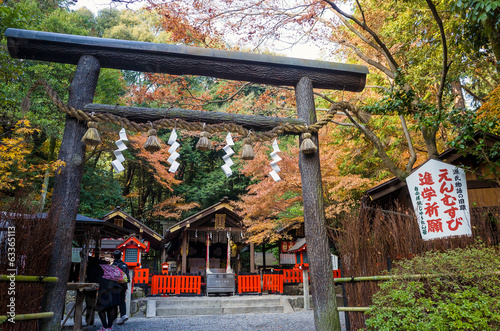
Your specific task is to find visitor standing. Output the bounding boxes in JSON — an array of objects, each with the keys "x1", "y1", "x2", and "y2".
[
  {"x1": 88, "y1": 256, "x2": 121, "y2": 331},
  {"x1": 112, "y1": 250, "x2": 130, "y2": 325}
]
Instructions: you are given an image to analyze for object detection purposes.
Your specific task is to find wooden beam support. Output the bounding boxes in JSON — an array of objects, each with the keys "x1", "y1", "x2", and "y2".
[
  {"x1": 295, "y1": 77, "x2": 340, "y2": 331},
  {"x1": 181, "y1": 232, "x2": 187, "y2": 274},
  {"x1": 84, "y1": 103, "x2": 306, "y2": 132},
  {"x1": 5, "y1": 28, "x2": 368, "y2": 91},
  {"x1": 41, "y1": 55, "x2": 100, "y2": 331}
]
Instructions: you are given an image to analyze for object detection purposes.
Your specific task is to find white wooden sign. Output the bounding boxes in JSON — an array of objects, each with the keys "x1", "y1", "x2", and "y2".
[{"x1": 406, "y1": 159, "x2": 472, "y2": 240}]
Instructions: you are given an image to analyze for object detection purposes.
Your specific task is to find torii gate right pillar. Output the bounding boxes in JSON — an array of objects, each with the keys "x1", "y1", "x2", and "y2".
[{"x1": 295, "y1": 77, "x2": 340, "y2": 331}]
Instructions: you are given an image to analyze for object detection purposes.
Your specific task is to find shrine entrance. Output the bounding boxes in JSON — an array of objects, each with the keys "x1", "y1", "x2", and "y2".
[
  {"x1": 163, "y1": 197, "x2": 247, "y2": 276},
  {"x1": 5, "y1": 27, "x2": 368, "y2": 331}
]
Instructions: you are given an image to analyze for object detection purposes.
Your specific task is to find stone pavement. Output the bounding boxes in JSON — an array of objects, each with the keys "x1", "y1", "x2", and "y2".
[{"x1": 91, "y1": 310, "x2": 347, "y2": 331}]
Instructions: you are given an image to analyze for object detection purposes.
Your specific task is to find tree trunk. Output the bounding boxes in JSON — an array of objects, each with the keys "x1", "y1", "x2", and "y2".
[
  {"x1": 421, "y1": 126, "x2": 439, "y2": 159},
  {"x1": 451, "y1": 80, "x2": 466, "y2": 110},
  {"x1": 295, "y1": 77, "x2": 340, "y2": 331},
  {"x1": 485, "y1": 15, "x2": 500, "y2": 72},
  {"x1": 41, "y1": 55, "x2": 100, "y2": 331}
]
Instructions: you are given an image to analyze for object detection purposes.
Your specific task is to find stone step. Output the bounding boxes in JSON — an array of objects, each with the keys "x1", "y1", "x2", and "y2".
[
  {"x1": 154, "y1": 296, "x2": 287, "y2": 317},
  {"x1": 221, "y1": 298, "x2": 282, "y2": 307},
  {"x1": 157, "y1": 307, "x2": 223, "y2": 317},
  {"x1": 156, "y1": 305, "x2": 284, "y2": 317},
  {"x1": 222, "y1": 305, "x2": 284, "y2": 314},
  {"x1": 155, "y1": 297, "x2": 282, "y2": 308}
]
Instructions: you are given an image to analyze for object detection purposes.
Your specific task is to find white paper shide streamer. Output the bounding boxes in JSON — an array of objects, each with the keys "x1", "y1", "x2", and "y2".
[
  {"x1": 167, "y1": 129, "x2": 180, "y2": 173},
  {"x1": 269, "y1": 139, "x2": 281, "y2": 182},
  {"x1": 221, "y1": 133, "x2": 235, "y2": 177},
  {"x1": 112, "y1": 128, "x2": 128, "y2": 173}
]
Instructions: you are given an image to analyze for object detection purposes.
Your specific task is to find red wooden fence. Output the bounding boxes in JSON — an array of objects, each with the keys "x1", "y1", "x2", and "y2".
[
  {"x1": 281, "y1": 269, "x2": 302, "y2": 283},
  {"x1": 262, "y1": 273, "x2": 283, "y2": 294},
  {"x1": 237, "y1": 274, "x2": 261, "y2": 294},
  {"x1": 133, "y1": 268, "x2": 150, "y2": 285},
  {"x1": 151, "y1": 275, "x2": 202, "y2": 295}
]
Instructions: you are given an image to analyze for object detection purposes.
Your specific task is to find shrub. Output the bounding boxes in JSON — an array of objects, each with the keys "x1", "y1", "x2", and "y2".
[{"x1": 364, "y1": 243, "x2": 500, "y2": 331}]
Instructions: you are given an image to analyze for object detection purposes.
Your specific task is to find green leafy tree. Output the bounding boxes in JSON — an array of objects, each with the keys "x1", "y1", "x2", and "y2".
[{"x1": 79, "y1": 166, "x2": 125, "y2": 218}]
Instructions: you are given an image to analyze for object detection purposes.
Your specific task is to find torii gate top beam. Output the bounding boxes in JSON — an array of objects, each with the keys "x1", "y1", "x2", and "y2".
[{"x1": 5, "y1": 28, "x2": 368, "y2": 92}]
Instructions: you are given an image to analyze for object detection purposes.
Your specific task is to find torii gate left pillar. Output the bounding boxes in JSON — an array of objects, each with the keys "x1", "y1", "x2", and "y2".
[{"x1": 41, "y1": 55, "x2": 100, "y2": 331}]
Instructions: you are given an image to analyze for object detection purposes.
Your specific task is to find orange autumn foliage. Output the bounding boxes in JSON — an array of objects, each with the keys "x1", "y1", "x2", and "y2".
[
  {"x1": 128, "y1": 134, "x2": 180, "y2": 190},
  {"x1": 0, "y1": 119, "x2": 65, "y2": 197},
  {"x1": 236, "y1": 125, "x2": 380, "y2": 244}
]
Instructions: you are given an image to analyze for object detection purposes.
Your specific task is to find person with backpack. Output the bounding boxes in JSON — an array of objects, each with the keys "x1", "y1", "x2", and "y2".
[{"x1": 112, "y1": 250, "x2": 130, "y2": 325}]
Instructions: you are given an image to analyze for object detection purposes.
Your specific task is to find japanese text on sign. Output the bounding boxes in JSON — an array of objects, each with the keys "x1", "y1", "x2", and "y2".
[{"x1": 406, "y1": 159, "x2": 471, "y2": 240}]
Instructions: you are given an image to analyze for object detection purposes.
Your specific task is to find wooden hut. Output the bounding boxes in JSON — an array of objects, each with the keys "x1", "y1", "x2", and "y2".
[
  {"x1": 102, "y1": 207, "x2": 164, "y2": 271},
  {"x1": 162, "y1": 197, "x2": 250, "y2": 275}
]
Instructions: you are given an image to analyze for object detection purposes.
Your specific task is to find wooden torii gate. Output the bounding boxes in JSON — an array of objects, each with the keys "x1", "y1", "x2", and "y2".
[{"x1": 5, "y1": 28, "x2": 368, "y2": 331}]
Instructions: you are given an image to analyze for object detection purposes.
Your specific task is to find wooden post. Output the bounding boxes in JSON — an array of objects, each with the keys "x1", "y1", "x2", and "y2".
[
  {"x1": 250, "y1": 242, "x2": 256, "y2": 273},
  {"x1": 181, "y1": 232, "x2": 187, "y2": 274},
  {"x1": 295, "y1": 77, "x2": 341, "y2": 331},
  {"x1": 74, "y1": 235, "x2": 91, "y2": 330},
  {"x1": 41, "y1": 55, "x2": 100, "y2": 331},
  {"x1": 303, "y1": 268, "x2": 310, "y2": 310}
]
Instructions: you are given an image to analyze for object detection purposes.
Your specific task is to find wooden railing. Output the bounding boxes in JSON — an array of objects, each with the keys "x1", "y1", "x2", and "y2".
[
  {"x1": 281, "y1": 269, "x2": 302, "y2": 283},
  {"x1": 262, "y1": 273, "x2": 283, "y2": 294},
  {"x1": 237, "y1": 274, "x2": 261, "y2": 294},
  {"x1": 133, "y1": 268, "x2": 150, "y2": 285},
  {"x1": 151, "y1": 275, "x2": 201, "y2": 295}
]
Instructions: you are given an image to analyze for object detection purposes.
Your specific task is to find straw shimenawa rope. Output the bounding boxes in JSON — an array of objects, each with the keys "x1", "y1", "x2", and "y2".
[{"x1": 25, "y1": 80, "x2": 355, "y2": 142}]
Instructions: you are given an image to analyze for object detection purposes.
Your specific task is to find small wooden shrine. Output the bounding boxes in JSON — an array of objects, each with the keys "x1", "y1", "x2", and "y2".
[
  {"x1": 115, "y1": 236, "x2": 149, "y2": 270},
  {"x1": 163, "y1": 197, "x2": 249, "y2": 275}
]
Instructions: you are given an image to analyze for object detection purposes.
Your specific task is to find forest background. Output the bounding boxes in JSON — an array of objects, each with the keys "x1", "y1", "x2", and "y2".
[{"x1": 1, "y1": 0, "x2": 500, "y2": 246}]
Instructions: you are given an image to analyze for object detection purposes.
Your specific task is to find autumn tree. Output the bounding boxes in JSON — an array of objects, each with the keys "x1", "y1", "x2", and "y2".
[{"x1": 144, "y1": 0, "x2": 498, "y2": 180}]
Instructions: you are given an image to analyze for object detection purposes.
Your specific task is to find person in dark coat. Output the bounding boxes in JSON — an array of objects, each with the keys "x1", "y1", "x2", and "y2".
[
  {"x1": 87, "y1": 255, "x2": 121, "y2": 331},
  {"x1": 112, "y1": 250, "x2": 130, "y2": 325}
]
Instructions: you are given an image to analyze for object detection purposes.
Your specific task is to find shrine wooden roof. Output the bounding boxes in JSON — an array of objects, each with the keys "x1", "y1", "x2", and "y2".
[
  {"x1": 363, "y1": 132, "x2": 500, "y2": 208},
  {"x1": 102, "y1": 207, "x2": 164, "y2": 250},
  {"x1": 163, "y1": 197, "x2": 245, "y2": 243}
]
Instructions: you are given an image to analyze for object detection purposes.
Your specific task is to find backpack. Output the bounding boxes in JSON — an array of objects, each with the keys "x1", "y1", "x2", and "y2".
[
  {"x1": 113, "y1": 260, "x2": 130, "y2": 283},
  {"x1": 100, "y1": 264, "x2": 127, "y2": 283}
]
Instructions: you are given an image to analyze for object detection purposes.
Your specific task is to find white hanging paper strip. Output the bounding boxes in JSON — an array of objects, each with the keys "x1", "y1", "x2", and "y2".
[
  {"x1": 168, "y1": 129, "x2": 178, "y2": 145},
  {"x1": 270, "y1": 162, "x2": 281, "y2": 173},
  {"x1": 114, "y1": 149, "x2": 125, "y2": 163},
  {"x1": 167, "y1": 129, "x2": 180, "y2": 173},
  {"x1": 112, "y1": 128, "x2": 128, "y2": 173},
  {"x1": 272, "y1": 139, "x2": 280, "y2": 152},
  {"x1": 119, "y1": 128, "x2": 128, "y2": 141},
  {"x1": 167, "y1": 151, "x2": 180, "y2": 164},
  {"x1": 115, "y1": 140, "x2": 127, "y2": 151},
  {"x1": 221, "y1": 133, "x2": 235, "y2": 177},
  {"x1": 225, "y1": 133, "x2": 235, "y2": 146},
  {"x1": 269, "y1": 170, "x2": 281, "y2": 182},
  {"x1": 221, "y1": 164, "x2": 232, "y2": 177},
  {"x1": 111, "y1": 159, "x2": 125, "y2": 173},
  {"x1": 168, "y1": 141, "x2": 180, "y2": 154},
  {"x1": 269, "y1": 139, "x2": 281, "y2": 182},
  {"x1": 169, "y1": 161, "x2": 180, "y2": 173}
]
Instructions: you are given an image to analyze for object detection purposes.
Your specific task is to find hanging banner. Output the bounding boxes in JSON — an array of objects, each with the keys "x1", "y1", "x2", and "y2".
[{"x1": 406, "y1": 159, "x2": 472, "y2": 240}]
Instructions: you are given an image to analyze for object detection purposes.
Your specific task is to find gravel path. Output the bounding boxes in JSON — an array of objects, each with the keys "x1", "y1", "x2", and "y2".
[{"x1": 98, "y1": 311, "x2": 346, "y2": 331}]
